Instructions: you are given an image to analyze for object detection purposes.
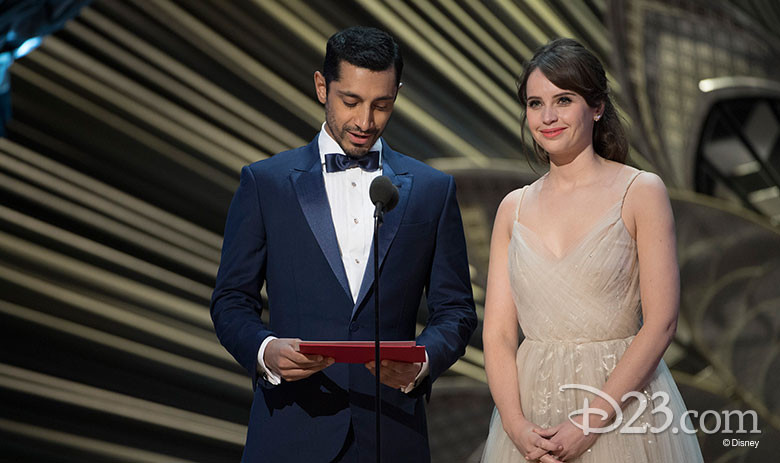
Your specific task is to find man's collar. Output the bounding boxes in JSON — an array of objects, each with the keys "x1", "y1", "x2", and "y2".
[{"x1": 317, "y1": 123, "x2": 383, "y2": 165}]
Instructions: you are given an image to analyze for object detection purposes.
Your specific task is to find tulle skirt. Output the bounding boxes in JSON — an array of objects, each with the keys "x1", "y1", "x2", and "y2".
[{"x1": 481, "y1": 337, "x2": 704, "y2": 462}]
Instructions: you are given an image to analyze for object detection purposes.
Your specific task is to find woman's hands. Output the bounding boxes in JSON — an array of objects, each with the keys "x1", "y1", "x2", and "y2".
[
  {"x1": 534, "y1": 415, "x2": 600, "y2": 461},
  {"x1": 505, "y1": 416, "x2": 563, "y2": 462}
]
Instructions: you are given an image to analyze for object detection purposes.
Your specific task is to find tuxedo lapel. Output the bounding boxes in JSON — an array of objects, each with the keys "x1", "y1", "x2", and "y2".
[
  {"x1": 290, "y1": 140, "x2": 352, "y2": 302},
  {"x1": 352, "y1": 145, "x2": 413, "y2": 317}
]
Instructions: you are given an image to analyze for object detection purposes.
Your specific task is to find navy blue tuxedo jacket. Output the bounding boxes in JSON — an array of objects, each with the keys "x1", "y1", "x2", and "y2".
[{"x1": 211, "y1": 136, "x2": 477, "y2": 462}]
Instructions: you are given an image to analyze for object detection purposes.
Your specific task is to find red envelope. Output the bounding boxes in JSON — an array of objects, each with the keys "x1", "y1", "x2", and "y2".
[{"x1": 298, "y1": 341, "x2": 425, "y2": 364}]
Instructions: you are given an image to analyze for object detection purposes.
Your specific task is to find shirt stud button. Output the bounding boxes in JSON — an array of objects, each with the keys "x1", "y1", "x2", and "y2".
[
  {"x1": 354, "y1": 218, "x2": 359, "y2": 224},
  {"x1": 351, "y1": 182, "x2": 357, "y2": 187}
]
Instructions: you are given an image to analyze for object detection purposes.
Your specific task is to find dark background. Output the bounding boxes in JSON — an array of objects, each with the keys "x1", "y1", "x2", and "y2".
[{"x1": 0, "y1": 1, "x2": 778, "y2": 461}]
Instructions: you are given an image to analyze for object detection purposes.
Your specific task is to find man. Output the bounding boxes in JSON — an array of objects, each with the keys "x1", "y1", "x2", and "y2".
[{"x1": 211, "y1": 26, "x2": 476, "y2": 463}]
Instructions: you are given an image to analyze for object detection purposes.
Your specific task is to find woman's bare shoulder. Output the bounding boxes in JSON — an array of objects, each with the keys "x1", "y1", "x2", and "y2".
[
  {"x1": 624, "y1": 170, "x2": 671, "y2": 220},
  {"x1": 630, "y1": 170, "x2": 667, "y2": 195},
  {"x1": 495, "y1": 183, "x2": 534, "y2": 225}
]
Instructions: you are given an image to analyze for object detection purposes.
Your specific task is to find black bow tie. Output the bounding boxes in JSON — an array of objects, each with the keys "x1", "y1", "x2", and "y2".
[{"x1": 324, "y1": 151, "x2": 380, "y2": 173}]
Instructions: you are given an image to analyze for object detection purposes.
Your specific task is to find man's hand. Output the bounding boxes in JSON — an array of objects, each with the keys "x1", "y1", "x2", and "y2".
[
  {"x1": 263, "y1": 338, "x2": 334, "y2": 381},
  {"x1": 365, "y1": 360, "x2": 422, "y2": 390}
]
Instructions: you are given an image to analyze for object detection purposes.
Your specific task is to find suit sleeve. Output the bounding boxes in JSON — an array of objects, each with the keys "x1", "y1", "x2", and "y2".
[
  {"x1": 415, "y1": 175, "x2": 478, "y2": 392},
  {"x1": 211, "y1": 165, "x2": 275, "y2": 389}
]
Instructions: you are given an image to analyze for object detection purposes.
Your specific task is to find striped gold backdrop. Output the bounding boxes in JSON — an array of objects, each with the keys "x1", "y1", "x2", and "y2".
[{"x1": 1, "y1": 1, "x2": 778, "y2": 461}]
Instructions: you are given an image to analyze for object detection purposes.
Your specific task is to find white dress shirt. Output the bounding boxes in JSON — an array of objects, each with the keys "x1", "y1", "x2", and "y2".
[
  {"x1": 318, "y1": 125, "x2": 383, "y2": 302},
  {"x1": 258, "y1": 125, "x2": 428, "y2": 390}
]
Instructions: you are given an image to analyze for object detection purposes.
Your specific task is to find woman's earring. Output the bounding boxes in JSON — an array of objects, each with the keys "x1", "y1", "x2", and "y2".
[{"x1": 594, "y1": 114, "x2": 602, "y2": 121}]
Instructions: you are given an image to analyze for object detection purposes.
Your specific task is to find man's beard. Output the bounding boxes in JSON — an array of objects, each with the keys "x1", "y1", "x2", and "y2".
[{"x1": 326, "y1": 116, "x2": 377, "y2": 157}]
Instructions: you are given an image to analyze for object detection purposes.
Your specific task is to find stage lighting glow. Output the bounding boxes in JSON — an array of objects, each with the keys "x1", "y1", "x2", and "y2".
[{"x1": 14, "y1": 37, "x2": 43, "y2": 59}]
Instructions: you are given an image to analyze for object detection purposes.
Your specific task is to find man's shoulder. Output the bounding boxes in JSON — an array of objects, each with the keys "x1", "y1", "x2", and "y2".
[
  {"x1": 389, "y1": 149, "x2": 451, "y2": 183},
  {"x1": 246, "y1": 142, "x2": 316, "y2": 175}
]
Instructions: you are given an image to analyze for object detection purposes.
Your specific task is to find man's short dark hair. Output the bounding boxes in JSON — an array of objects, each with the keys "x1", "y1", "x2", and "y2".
[{"x1": 323, "y1": 26, "x2": 403, "y2": 88}]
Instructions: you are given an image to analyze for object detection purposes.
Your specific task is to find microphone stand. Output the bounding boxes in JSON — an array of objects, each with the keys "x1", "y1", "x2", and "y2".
[
  {"x1": 369, "y1": 175, "x2": 397, "y2": 463},
  {"x1": 373, "y1": 201, "x2": 384, "y2": 463}
]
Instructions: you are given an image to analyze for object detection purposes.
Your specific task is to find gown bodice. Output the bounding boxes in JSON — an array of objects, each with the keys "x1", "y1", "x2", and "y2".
[{"x1": 509, "y1": 195, "x2": 641, "y2": 343}]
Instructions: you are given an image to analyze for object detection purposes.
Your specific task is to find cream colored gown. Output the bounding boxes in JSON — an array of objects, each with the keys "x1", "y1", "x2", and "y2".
[{"x1": 482, "y1": 171, "x2": 703, "y2": 462}]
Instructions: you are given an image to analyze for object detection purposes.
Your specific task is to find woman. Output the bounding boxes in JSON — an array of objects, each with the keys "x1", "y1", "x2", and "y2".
[{"x1": 481, "y1": 38, "x2": 703, "y2": 462}]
